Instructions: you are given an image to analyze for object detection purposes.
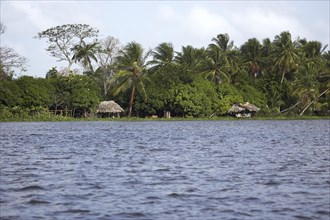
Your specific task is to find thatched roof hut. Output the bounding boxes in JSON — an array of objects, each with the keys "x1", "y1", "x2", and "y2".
[
  {"x1": 97, "y1": 101, "x2": 124, "y2": 117},
  {"x1": 228, "y1": 104, "x2": 246, "y2": 114},
  {"x1": 241, "y1": 102, "x2": 260, "y2": 112},
  {"x1": 228, "y1": 102, "x2": 260, "y2": 117}
]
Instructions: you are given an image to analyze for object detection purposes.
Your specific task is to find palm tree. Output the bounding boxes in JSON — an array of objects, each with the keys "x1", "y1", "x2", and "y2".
[
  {"x1": 201, "y1": 44, "x2": 229, "y2": 84},
  {"x1": 174, "y1": 45, "x2": 205, "y2": 71},
  {"x1": 206, "y1": 33, "x2": 240, "y2": 82},
  {"x1": 210, "y1": 34, "x2": 239, "y2": 67},
  {"x1": 299, "y1": 40, "x2": 328, "y2": 70},
  {"x1": 71, "y1": 41, "x2": 99, "y2": 72},
  {"x1": 292, "y1": 42, "x2": 329, "y2": 115},
  {"x1": 111, "y1": 42, "x2": 151, "y2": 117},
  {"x1": 293, "y1": 64, "x2": 321, "y2": 115},
  {"x1": 149, "y1": 42, "x2": 174, "y2": 72},
  {"x1": 273, "y1": 31, "x2": 300, "y2": 84},
  {"x1": 240, "y1": 38, "x2": 265, "y2": 78}
]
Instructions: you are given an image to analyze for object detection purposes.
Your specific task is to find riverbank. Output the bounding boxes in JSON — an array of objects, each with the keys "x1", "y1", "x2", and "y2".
[{"x1": 1, "y1": 115, "x2": 329, "y2": 123}]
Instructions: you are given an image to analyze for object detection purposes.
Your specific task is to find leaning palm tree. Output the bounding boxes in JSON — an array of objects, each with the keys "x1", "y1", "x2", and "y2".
[
  {"x1": 111, "y1": 42, "x2": 151, "y2": 117},
  {"x1": 293, "y1": 64, "x2": 320, "y2": 115},
  {"x1": 71, "y1": 41, "x2": 99, "y2": 72}
]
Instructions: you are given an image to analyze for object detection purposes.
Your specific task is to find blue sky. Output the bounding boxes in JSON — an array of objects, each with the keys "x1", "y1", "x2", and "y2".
[{"x1": 1, "y1": 0, "x2": 329, "y2": 78}]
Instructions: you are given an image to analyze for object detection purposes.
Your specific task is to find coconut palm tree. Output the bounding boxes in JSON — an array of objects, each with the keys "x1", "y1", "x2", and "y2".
[
  {"x1": 174, "y1": 45, "x2": 205, "y2": 71},
  {"x1": 299, "y1": 40, "x2": 328, "y2": 70},
  {"x1": 71, "y1": 41, "x2": 99, "y2": 72},
  {"x1": 273, "y1": 31, "x2": 300, "y2": 84},
  {"x1": 201, "y1": 44, "x2": 229, "y2": 84},
  {"x1": 210, "y1": 34, "x2": 239, "y2": 68},
  {"x1": 293, "y1": 64, "x2": 321, "y2": 115},
  {"x1": 207, "y1": 34, "x2": 240, "y2": 81},
  {"x1": 240, "y1": 38, "x2": 265, "y2": 78},
  {"x1": 111, "y1": 42, "x2": 151, "y2": 117},
  {"x1": 149, "y1": 42, "x2": 174, "y2": 72}
]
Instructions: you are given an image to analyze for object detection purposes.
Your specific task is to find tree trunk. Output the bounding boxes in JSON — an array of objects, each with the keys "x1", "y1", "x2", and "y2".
[
  {"x1": 300, "y1": 101, "x2": 314, "y2": 116},
  {"x1": 88, "y1": 61, "x2": 94, "y2": 73},
  {"x1": 299, "y1": 88, "x2": 329, "y2": 116},
  {"x1": 128, "y1": 85, "x2": 136, "y2": 117},
  {"x1": 67, "y1": 61, "x2": 73, "y2": 75},
  {"x1": 278, "y1": 100, "x2": 302, "y2": 114},
  {"x1": 103, "y1": 80, "x2": 108, "y2": 98},
  {"x1": 280, "y1": 70, "x2": 286, "y2": 84}
]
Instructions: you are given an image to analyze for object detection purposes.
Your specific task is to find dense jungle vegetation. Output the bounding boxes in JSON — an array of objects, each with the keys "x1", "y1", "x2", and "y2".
[{"x1": 0, "y1": 23, "x2": 329, "y2": 120}]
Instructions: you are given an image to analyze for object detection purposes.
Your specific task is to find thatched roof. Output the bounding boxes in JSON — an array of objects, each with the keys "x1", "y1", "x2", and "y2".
[
  {"x1": 228, "y1": 104, "x2": 245, "y2": 113},
  {"x1": 228, "y1": 102, "x2": 260, "y2": 113},
  {"x1": 241, "y1": 102, "x2": 260, "y2": 112},
  {"x1": 97, "y1": 101, "x2": 124, "y2": 113}
]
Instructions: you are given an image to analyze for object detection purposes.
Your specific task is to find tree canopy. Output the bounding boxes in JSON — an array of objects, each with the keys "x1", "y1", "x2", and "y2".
[{"x1": 1, "y1": 24, "x2": 329, "y2": 120}]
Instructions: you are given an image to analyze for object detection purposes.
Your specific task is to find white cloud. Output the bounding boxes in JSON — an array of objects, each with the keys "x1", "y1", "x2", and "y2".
[
  {"x1": 9, "y1": 1, "x2": 57, "y2": 30},
  {"x1": 1, "y1": 1, "x2": 328, "y2": 77},
  {"x1": 187, "y1": 6, "x2": 227, "y2": 37},
  {"x1": 158, "y1": 5, "x2": 177, "y2": 22},
  {"x1": 229, "y1": 7, "x2": 308, "y2": 45}
]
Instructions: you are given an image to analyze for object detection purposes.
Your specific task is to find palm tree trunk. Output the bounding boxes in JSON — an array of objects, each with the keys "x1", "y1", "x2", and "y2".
[
  {"x1": 128, "y1": 85, "x2": 136, "y2": 117},
  {"x1": 300, "y1": 88, "x2": 329, "y2": 116},
  {"x1": 103, "y1": 80, "x2": 107, "y2": 98},
  {"x1": 280, "y1": 70, "x2": 286, "y2": 84},
  {"x1": 300, "y1": 101, "x2": 314, "y2": 116},
  {"x1": 88, "y1": 61, "x2": 94, "y2": 73},
  {"x1": 276, "y1": 100, "x2": 302, "y2": 114}
]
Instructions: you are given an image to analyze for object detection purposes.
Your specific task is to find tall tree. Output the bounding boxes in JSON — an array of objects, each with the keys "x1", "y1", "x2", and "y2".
[
  {"x1": 273, "y1": 31, "x2": 300, "y2": 84},
  {"x1": 149, "y1": 42, "x2": 174, "y2": 72},
  {"x1": 240, "y1": 38, "x2": 265, "y2": 78},
  {"x1": 0, "y1": 23, "x2": 28, "y2": 79},
  {"x1": 35, "y1": 24, "x2": 99, "y2": 73},
  {"x1": 174, "y1": 45, "x2": 205, "y2": 71},
  {"x1": 208, "y1": 33, "x2": 240, "y2": 81},
  {"x1": 111, "y1": 42, "x2": 151, "y2": 117},
  {"x1": 71, "y1": 41, "x2": 99, "y2": 72},
  {"x1": 202, "y1": 44, "x2": 229, "y2": 84},
  {"x1": 293, "y1": 64, "x2": 321, "y2": 115},
  {"x1": 94, "y1": 36, "x2": 121, "y2": 98}
]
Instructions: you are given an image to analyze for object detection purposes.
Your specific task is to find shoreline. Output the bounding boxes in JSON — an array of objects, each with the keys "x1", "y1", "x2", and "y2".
[{"x1": 1, "y1": 115, "x2": 329, "y2": 123}]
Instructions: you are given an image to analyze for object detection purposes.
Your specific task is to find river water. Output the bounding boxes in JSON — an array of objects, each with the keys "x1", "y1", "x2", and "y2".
[{"x1": 0, "y1": 120, "x2": 329, "y2": 219}]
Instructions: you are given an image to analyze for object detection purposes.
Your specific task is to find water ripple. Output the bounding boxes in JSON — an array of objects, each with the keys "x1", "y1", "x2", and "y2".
[{"x1": 1, "y1": 120, "x2": 329, "y2": 220}]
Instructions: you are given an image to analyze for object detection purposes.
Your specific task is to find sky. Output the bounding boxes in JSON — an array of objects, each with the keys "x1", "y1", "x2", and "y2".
[{"x1": 1, "y1": 0, "x2": 329, "y2": 78}]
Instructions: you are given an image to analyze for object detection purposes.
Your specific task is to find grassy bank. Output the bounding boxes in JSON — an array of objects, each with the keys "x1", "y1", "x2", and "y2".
[{"x1": 1, "y1": 114, "x2": 329, "y2": 123}]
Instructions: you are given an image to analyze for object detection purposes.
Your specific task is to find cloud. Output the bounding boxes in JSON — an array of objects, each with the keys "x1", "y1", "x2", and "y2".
[
  {"x1": 229, "y1": 7, "x2": 308, "y2": 44},
  {"x1": 9, "y1": 1, "x2": 57, "y2": 30},
  {"x1": 156, "y1": 2, "x2": 328, "y2": 49},
  {"x1": 2, "y1": 1, "x2": 328, "y2": 78}
]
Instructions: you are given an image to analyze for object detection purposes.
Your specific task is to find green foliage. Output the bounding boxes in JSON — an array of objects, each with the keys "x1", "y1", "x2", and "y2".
[
  {"x1": 0, "y1": 79, "x2": 22, "y2": 107},
  {"x1": 1, "y1": 29, "x2": 329, "y2": 121},
  {"x1": 46, "y1": 67, "x2": 60, "y2": 79},
  {"x1": 170, "y1": 76, "x2": 219, "y2": 117},
  {"x1": 216, "y1": 84, "x2": 243, "y2": 115},
  {"x1": 70, "y1": 75, "x2": 100, "y2": 116},
  {"x1": 16, "y1": 76, "x2": 53, "y2": 108},
  {"x1": 52, "y1": 75, "x2": 100, "y2": 117},
  {"x1": 238, "y1": 84, "x2": 267, "y2": 110}
]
